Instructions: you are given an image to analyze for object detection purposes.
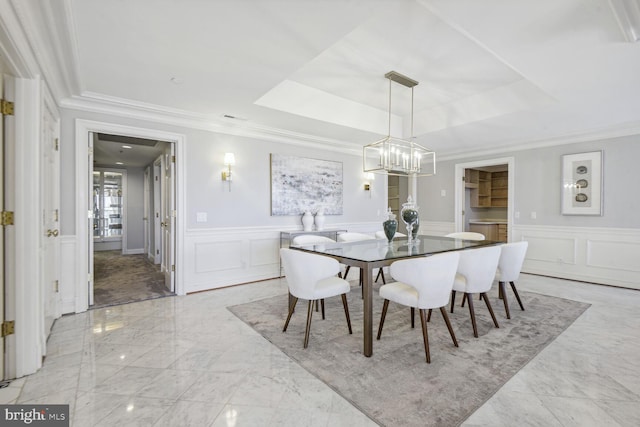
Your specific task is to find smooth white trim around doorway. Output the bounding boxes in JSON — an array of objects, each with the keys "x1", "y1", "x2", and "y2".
[
  {"x1": 74, "y1": 120, "x2": 186, "y2": 313},
  {"x1": 454, "y1": 157, "x2": 515, "y2": 241}
]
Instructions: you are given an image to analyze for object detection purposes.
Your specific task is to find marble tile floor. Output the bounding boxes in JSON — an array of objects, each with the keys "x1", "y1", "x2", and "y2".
[{"x1": 2, "y1": 274, "x2": 640, "y2": 426}]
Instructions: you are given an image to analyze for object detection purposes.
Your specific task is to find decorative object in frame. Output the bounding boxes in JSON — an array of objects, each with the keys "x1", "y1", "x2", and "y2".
[
  {"x1": 270, "y1": 153, "x2": 343, "y2": 216},
  {"x1": 561, "y1": 150, "x2": 603, "y2": 215}
]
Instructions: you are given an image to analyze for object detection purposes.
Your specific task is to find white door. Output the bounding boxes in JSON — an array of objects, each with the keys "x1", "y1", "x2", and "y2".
[
  {"x1": 88, "y1": 133, "x2": 95, "y2": 306},
  {"x1": 0, "y1": 63, "x2": 6, "y2": 379},
  {"x1": 162, "y1": 146, "x2": 175, "y2": 291},
  {"x1": 41, "y1": 102, "x2": 60, "y2": 332},
  {"x1": 153, "y1": 158, "x2": 162, "y2": 265},
  {"x1": 143, "y1": 167, "x2": 150, "y2": 260}
]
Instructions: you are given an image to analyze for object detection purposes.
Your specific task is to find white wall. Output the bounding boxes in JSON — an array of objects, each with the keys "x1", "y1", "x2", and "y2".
[
  {"x1": 417, "y1": 135, "x2": 640, "y2": 289},
  {"x1": 125, "y1": 166, "x2": 144, "y2": 252},
  {"x1": 59, "y1": 108, "x2": 388, "y2": 299}
]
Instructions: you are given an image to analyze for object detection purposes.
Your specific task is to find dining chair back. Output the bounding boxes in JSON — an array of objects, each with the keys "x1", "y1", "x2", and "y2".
[
  {"x1": 291, "y1": 235, "x2": 335, "y2": 246},
  {"x1": 451, "y1": 245, "x2": 502, "y2": 337},
  {"x1": 377, "y1": 252, "x2": 460, "y2": 363},
  {"x1": 280, "y1": 248, "x2": 352, "y2": 348},
  {"x1": 495, "y1": 241, "x2": 528, "y2": 318},
  {"x1": 445, "y1": 232, "x2": 485, "y2": 240},
  {"x1": 337, "y1": 232, "x2": 375, "y2": 242},
  {"x1": 374, "y1": 230, "x2": 407, "y2": 240},
  {"x1": 337, "y1": 232, "x2": 378, "y2": 286}
]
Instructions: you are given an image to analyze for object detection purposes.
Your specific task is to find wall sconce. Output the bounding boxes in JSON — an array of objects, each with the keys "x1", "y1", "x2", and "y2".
[
  {"x1": 364, "y1": 172, "x2": 375, "y2": 197},
  {"x1": 222, "y1": 152, "x2": 235, "y2": 191}
]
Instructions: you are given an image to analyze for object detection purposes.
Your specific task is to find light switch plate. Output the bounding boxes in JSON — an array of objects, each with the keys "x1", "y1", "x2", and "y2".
[{"x1": 196, "y1": 212, "x2": 207, "y2": 223}]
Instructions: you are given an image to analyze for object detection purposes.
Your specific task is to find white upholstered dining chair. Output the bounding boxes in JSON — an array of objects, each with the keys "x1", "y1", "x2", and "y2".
[
  {"x1": 495, "y1": 241, "x2": 528, "y2": 319},
  {"x1": 291, "y1": 235, "x2": 335, "y2": 246},
  {"x1": 377, "y1": 252, "x2": 461, "y2": 363},
  {"x1": 445, "y1": 232, "x2": 485, "y2": 240},
  {"x1": 337, "y1": 232, "x2": 378, "y2": 286},
  {"x1": 374, "y1": 230, "x2": 407, "y2": 240},
  {"x1": 450, "y1": 245, "x2": 502, "y2": 337},
  {"x1": 280, "y1": 248, "x2": 352, "y2": 348}
]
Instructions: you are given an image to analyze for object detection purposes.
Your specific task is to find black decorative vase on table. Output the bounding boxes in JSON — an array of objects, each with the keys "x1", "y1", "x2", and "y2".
[
  {"x1": 411, "y1": 216, "x2": 420, "y2": 240},
  {"x1": 400, "y1": 196, "x2": 419, "y2": 243},
  {"x1": 382, "y1": 207, "x2": 398, "y2": 243}
]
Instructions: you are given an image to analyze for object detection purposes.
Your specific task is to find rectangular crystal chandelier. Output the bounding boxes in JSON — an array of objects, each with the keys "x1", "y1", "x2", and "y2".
[{"x1": 363, "y1": 71, "x2": 436, "y2": 177}]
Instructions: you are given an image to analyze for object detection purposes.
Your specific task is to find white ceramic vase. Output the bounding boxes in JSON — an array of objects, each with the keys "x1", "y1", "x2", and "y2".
[
  {"x1": 301, "y1": 211, "x2": 314, "y2": 231},
  {"x1": 314, "y1": 211, "x2": 325, "y2": 231}
]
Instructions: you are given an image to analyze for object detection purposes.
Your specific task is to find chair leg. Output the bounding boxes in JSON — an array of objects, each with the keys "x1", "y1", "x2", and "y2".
[
  {"x1": 315, "y1": 300, "x2": 319, "y2": 312},
  {"x1": 283, "y1": 296, "x2": 298, "y2": 332},
  {"x1": 427, "y1": 308, "x2": 432, "y2": 322},
  {"x1": 499, "y1": 281, "x2": 511, "y2": 319},
  {"x1": 411, "y1": 307, "x2": 415, "y2": 328},
  {"x1": 481, "y1": 292, "x2": 500, "y2": 329},
  {"x1": 461, "y1": 293, "x2": 467, "y2": 307},
  {"x1": 440, "y1": 307, "x2": 458, "y2": 347},
  {"x1": 320, "y1": 299, "x2": 325, "y2": 319},
  {"x1": 450, "y1": 290, "x2": 456, "y2": 313},
  {"x1": 375, "y1": 268, "x2": 386, "y2": 284},
  {"x1": 419, "y1": 309, "x2": 431, "y2": 363},
  {"x1": 344, "y1": 266, "x2": 351, "y2": 280},
  {"x1": 303, "y1": 300, "x2": 314, "y2": 348},
  {"x1": 466, "y1": 293, "x2": 478, "y2": 338},
  {"x1": 377, "y1": 299, "x2": 390, "y2": 339},
  {"x1": 341, "y1": 294, "x2": 352, "y2": 334},
  {"x1": 510, "y1": 281, "x2": 525, "y2": 311}
]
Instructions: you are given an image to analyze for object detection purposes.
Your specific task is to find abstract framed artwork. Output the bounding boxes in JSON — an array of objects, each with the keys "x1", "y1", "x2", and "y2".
[
  {"x1": 561, "y1": 150, "x2": 603, "y2": 215},
  {"x1": 270, "y1": 153, "x2": 343, "y2": 216}
]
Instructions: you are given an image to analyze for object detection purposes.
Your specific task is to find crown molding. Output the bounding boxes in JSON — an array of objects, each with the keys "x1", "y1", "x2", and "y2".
[
  {"x1": 0, "y1": 1, "x2": 40, "y2": 77},
  {"x1": 438, "y1": 121, "x2": 640, "y2": 162},
  {"x1": 8, "y1": 0, "x2": 80, "y2": 101},
  {"x1": 60, "y1": 92, "x2": 363, "y2": 156}
]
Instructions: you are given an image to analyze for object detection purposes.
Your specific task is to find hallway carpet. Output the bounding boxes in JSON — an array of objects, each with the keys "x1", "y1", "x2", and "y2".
[{"x1": 93, "y1": 250, "x2": 174, "y2": 309}]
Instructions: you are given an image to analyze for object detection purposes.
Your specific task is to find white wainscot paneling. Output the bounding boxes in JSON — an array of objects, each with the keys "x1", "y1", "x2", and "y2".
[
  {"x1": 195, "y1": 241, "x2": 244, "y2": 273},
  {"x1": 587, "y1": 240, "x2": 640, "y2": 272},
  {"x1": 526, "y1": 236, "x2": 576, "y2": 264},
  {"x1": 186, "y1": 228, "x2": 280, "y2": 293},
  {"x1": 59, "y1": 236, "x2": 77, "y2": 314},
  {"x1": 512, "y1": 225, "x2": 640, "y2": 290},
  {"x1": 184, "y1": 222, "x2": 376, "y2": 293}
]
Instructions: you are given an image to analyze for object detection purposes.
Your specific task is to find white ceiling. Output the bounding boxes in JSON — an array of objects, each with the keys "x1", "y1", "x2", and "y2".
[{"x1": 28, "y1": 0, "x2": 640, "y2": 156}]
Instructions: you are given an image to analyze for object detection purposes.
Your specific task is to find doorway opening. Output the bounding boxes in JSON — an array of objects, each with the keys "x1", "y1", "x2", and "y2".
[
  {"x1": 455, "y1": 157, "x2": 515, "y2": 242},
  {"x1": 90, "y1": 133, "x2": 175, "y2": 309}
]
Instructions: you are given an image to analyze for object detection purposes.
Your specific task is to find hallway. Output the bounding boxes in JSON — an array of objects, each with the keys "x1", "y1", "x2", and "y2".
[{"x1": 93, "y1": 251, "x2": 175, "y2": 309}]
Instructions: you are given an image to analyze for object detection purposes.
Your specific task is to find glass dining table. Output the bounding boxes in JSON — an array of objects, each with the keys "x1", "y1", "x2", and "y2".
[{"x1": 290, "y1": 234, "x2": 501, "y2": 357}]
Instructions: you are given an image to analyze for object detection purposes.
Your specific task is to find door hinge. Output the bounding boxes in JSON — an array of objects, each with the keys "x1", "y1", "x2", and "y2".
[
  {"x1": 1, "y1": 211, "x2": 14, "y2": 226},
  {"x1": 171, "y1": 265, "x2": 175, "y2": 272},
  {"x1": 171, "y1": 155, "x2": 176, "y2": 163},
  {"x1": 88, "y1": 273, "x2": 92, "y2": 282},
  {"x1": 156, "y1": 249, "x2": 159, "y2": 255},
  {"x1": 54, "y1": 138, "x2": 59, "y2": 151},
  {"x1": 88, "y1": 147, "x2": 93, "y2": 156},
  {"x1": 54, "y1": 280, "x2": 59, "y2": 293},
  {"x1": 54, "y1": 209, "x2": 59, "y2": 222},
  {"x1": 1, "y1": 321, "x2": 15, "y2": 337},
  {"x1": 0, "y1": 99, "x2": 14, "y2": 116}
]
